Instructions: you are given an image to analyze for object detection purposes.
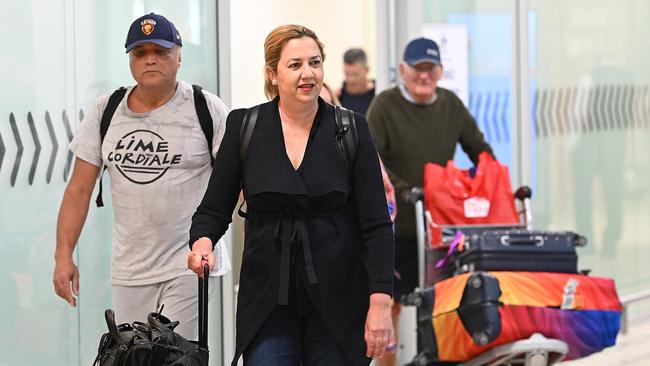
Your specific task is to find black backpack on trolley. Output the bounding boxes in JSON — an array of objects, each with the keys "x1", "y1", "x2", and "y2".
[{"x1": 93, "y1": 265, "x2": 210, "y2": 366}]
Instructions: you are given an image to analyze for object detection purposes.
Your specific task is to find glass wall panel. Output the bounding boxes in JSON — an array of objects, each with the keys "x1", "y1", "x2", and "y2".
[
  {"x1": 0, "y1": 1, "x2": 222, "y2": 365},
  {"x1": 529, "y1": 0, "x2": 650, "y2": 319},
  {"x1": 422, "y1": 0, "x2": 516, "y2": 170},
  {"x1": 0, "y1": 1, "x2": 78, "y2": 364}
]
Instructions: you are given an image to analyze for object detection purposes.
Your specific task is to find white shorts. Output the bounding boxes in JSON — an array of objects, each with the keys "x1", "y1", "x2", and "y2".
[{"x1": 111, "y1": 275, "x2": 215, "y2": 340}]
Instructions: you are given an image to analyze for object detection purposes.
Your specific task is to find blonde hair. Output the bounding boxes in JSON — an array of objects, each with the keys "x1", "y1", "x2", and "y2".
[{"x1": 263, "y1": 24, "x2": 326, "y2": 100}]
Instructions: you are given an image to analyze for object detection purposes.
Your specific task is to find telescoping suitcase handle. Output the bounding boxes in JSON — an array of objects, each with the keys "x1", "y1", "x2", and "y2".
[{"x1": 198, "y1": 263, "x2": 209, "y2": 349}]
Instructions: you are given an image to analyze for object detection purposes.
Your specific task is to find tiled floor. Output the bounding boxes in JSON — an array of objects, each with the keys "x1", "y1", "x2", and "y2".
[
  {"x1": 556, "y1": 320, "x2": 650, "y2": 366},
  {"x1": 376, "y1": 318, "x2": 650, "y2": 366}
]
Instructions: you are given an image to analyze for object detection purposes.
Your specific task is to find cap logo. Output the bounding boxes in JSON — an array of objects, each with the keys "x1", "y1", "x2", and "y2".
[
  {"x1": 141, "y1": 19, "x2": 156, "y2": 35},
  {"x1": 426, "y1": 48, "x2": 439, "y2": 57}
]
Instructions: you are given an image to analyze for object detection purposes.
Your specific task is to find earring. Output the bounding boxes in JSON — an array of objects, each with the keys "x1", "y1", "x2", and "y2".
[{"x1": 272, "y1": 80, "x2": 277, "y2": 86}]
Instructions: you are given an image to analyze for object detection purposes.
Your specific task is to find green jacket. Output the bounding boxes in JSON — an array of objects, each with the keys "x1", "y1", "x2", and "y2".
[{"x1": 367, "y1": 86, "x2": 493, "y2": 239}]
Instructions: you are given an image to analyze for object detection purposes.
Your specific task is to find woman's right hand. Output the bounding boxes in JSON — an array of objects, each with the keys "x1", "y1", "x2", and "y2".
[{"x1": 188, "y1": 237, "x2": 214, "y2": 276}]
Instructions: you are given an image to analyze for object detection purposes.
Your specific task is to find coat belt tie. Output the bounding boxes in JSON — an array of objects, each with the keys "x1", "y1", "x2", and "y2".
[{"x1": 273, "y1": 213, "x2": 318, "y2": 305}]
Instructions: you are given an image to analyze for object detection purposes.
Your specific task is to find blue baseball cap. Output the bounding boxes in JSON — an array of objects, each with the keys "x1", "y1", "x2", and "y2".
[
  {"x1": 403, "y1": 37, "x2": 441, "y2": 66},
  {"x1": 125, "y1": 13, "x2": 182, "y2": 53}
]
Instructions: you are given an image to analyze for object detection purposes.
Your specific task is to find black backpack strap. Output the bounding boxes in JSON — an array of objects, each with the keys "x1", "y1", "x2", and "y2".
[
  {"x1": 334, "y1": 105, "x2": 358, "y2": 170},
  {"x1": 239, "y1": 106, "x2": 260, "y2": 165},
  {"x1": 96, "y1": 87, "x2": 127, "y2": 207},
  {"x1": 100, "y1": 87, "x2": 128, "y2": 145},
  {"x1": 94, "y1": 169, "x2": 108, "y2": 208},
  {"x1": 237, "y1": 106, "x2": 260, "y2": 219},
  {"x1": 192, "y1": 84, "x2": 215, "y2": 166}
]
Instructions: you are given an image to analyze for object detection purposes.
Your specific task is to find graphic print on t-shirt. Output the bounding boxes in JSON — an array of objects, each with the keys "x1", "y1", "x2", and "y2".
[{"x1": 107, "y1": 129, "x2": 182, "y2": 184}]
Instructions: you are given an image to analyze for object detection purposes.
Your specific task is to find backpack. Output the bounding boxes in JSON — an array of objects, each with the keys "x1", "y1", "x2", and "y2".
[
  {"x1": 95, "y1": 85, "x2": 214, "y2": 207},
  {"x1": 236, "y1": 104, "x2": 358, "y2": 218}
]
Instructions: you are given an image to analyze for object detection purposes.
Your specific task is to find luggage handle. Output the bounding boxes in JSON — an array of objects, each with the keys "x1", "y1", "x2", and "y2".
[
  {"x1": 198, "y1": 263, "x2": 209, "y2": 348},
  {"x1": 500, "y1": 235, "x2": 544, "y2": 247}
]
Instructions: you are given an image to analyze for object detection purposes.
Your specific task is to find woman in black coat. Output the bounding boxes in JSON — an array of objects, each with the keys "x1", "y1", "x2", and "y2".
[{"x1": 188, "y1": 24, "x2": 395, "y2": 366}]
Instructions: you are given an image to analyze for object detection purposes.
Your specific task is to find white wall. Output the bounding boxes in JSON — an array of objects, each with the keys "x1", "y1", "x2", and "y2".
[{"x1": 229, "y1": 0, "x2": 377, "y2": 108}]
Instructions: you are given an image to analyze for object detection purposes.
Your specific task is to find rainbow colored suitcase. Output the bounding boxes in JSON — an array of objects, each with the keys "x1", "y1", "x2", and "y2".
[{"x1": 432, "y1": 271, "x2": 622, "y2": 362}]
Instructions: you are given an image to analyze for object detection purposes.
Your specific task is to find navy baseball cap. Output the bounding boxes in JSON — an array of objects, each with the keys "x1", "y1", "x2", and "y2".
[
  {"x1": 403, "y1": 37, "x2": 441, "y2": 66},
  {"x1": 125, "y1": 13, "x2": 182, "y2": 53}
]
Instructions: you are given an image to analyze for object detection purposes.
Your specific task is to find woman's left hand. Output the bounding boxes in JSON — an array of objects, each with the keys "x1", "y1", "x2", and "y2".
[
  {"x1": 364, "y1": 293, "x2": 395, "y2": 359},
  {"x1": 188, "y1": 237, "x2": 214, "y2": 276}
]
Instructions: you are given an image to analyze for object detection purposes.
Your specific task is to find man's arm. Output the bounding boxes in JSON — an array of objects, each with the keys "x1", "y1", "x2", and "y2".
[
  {"x1": 53, "y1": 158, "x2": 100, "y2": 307},
  {"x1": 458, "y1": 102, "x2": 494, "y2": 164}
]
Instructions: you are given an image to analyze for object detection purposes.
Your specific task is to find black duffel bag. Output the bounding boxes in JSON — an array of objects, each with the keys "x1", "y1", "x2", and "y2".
[
  {"x1": 93, "y1": 308, "x2": 207, "y2": 366},
  {"x1": 94, "y1": 265, "x2": 210, "y2": 366}
]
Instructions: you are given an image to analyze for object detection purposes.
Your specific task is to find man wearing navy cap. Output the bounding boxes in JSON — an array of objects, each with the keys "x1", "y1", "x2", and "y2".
[
  {"x1": 366, "y1": 37, "x2": 493, "y2": 366},
  {"x1": 53, "y1": 13, "x2": 231, "y2": 339}
]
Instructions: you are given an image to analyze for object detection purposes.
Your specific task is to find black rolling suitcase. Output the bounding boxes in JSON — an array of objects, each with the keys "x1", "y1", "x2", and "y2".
[
  {"x1": 457, "y1": 230, "x2": 587, "y2": 274},
  {"x1": 94, "y1": 264, "x2": 210, "y2": 366},
  {"x1": 424, "y1": 225, "x2": 526, "y2": 286}
]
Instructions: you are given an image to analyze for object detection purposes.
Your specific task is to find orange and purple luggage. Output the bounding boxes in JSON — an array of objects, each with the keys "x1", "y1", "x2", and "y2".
[{"x1": 432, "y1": 271, "x2": 622, "y2": 362}]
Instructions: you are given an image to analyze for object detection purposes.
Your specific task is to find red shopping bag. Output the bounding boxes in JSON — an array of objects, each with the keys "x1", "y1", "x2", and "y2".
[{"x1": 424, "y1": 152, "x2": 519, "y2": 244}]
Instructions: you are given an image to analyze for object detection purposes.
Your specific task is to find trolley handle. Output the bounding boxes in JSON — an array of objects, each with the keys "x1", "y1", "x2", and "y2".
[
  {"x1": 514, "y1": 186, "x2": 533, "y2": 201},
  {"x1": 514, "y1": 185, "x2": 533, "y2": 230},
  {"x1": 405, "y1": 186, "x2": 424, "y2": 205}
]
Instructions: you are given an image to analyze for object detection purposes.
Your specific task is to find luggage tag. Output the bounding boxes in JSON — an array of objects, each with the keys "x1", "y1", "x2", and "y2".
[{"x1": 436, "y1": 231, "x2": 465, "y2": 269}]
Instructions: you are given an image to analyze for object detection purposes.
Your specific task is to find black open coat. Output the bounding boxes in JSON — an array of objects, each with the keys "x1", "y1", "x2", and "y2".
[{"x1": 190, "y1": 97, "x2": 394, "y2": 365}]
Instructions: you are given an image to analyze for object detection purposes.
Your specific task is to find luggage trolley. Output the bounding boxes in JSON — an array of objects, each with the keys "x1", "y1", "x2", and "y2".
[{"x1": 403, "y1": 187, "x2": 570, "y2": 366}]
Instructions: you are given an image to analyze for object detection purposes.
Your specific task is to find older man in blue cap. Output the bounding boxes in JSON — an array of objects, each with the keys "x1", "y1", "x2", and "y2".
[
  {"x1": 53, "y1": 13, "x2": 230, "y2": 339},
  {"x1": 366, "y1": 37, "x2": 493, "y2": 366}
]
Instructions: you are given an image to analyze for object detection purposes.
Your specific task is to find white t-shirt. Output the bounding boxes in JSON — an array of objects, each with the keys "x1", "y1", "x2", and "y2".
[{"x1": 70, "y1": 81, "x2": 231, "y2": 286}]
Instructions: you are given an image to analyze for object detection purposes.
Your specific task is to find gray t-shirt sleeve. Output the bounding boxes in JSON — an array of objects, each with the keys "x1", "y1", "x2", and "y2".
[
  {"x1": 69, "y1": 94, "x2": 111, "y2": 167},
  {"x1": 203, "y1": 91, "x2": 230, "y2": 159}
]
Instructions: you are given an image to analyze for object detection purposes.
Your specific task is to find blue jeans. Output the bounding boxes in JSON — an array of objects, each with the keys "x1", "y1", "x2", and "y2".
[{"x1": 243, "y1": 305, "x2": 349, "y2": 366}]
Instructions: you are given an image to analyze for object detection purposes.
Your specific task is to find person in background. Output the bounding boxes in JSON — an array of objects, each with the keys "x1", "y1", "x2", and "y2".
[
  {"x1": 53, "y1": 13, "x2": 231, "y2": 339},
  {"x1": 187, "y1": 24, "x2": 395, "y2": 366},
  {"x1": 319, "y1": 81, "x2": 341, "y2": 106},
  {"x1": 366, "y1": 37, "x2": 493, "y2": 366},
  {"x1": 338, "y1": 47, "x2": 376, "y2": 115}
]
